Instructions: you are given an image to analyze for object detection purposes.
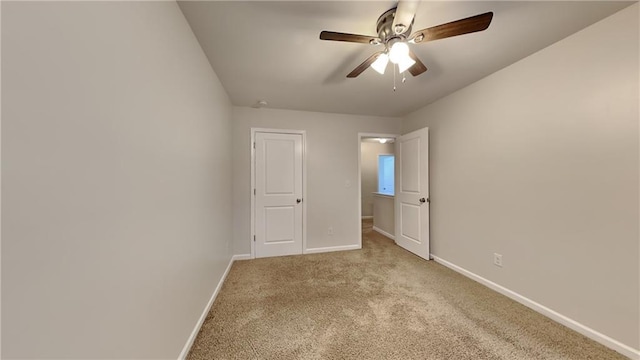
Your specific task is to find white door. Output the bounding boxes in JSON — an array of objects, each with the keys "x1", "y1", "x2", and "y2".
[
  {"x1": 395, "y1": 127, "x2": 430, "y2": 260},
  {"x1": 254, "y1": 132, "x2": 303, "y2": 258}
]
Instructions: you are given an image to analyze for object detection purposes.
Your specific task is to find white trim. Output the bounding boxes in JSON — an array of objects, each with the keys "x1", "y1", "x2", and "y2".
[
  {"x1": 431, "y1": 255, "x2": 640, "y2": 360},
  {"x1": 372, "y1": 226, "x2": 395, "y2": 240},
  {"x1": 357, "y1": 132, "x2": 399, "y2": 250},
  {"x1": 250, "y1": 130, "x2": 256, "y2": 259},
  {"x1": 178, "y1": 255, "x2": 236, "y2": 360},
  {"x1": 361, "y1": 216, "x2": 373, "y2": 220},
  {"x1": 304, "y1": 244, "x2": 360, "y2": 254},
  {"x1": 232, "y1": 254, "x2": 251, "y2": 261},
  {"x1": 250, "y1": 128, "x2": 307, "y2": 260}
]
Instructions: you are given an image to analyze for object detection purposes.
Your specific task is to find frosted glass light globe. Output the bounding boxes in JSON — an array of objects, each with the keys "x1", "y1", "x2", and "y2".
[
  {"x1": 371, "y1": 53, "x2": 389, "y2": 74},
  {"x1": 389, "y1": 42, "x2": 410, "y2": 64}
]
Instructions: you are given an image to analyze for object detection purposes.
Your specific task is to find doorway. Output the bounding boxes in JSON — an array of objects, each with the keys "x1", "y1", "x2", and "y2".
[
  {"x1": 251, "y1": 128, "x2": 306, "y2": 258},
  {"x1": 358, "y1": 133, "x2": 398, "y2": 248},
  {"x1": 358, "y1": 129, "x2": 431, "y2": 260}
]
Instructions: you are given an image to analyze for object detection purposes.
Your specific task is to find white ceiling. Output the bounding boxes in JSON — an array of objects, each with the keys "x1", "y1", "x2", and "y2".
[{"x1": 178, "y1": 1, "x2": 633, "y2": 117}]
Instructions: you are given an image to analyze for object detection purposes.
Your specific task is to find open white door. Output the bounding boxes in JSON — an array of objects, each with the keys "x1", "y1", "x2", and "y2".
[
  {"x1": 254, "y1": 132, "x2": 303, "y2": 258},
  {"x1": 395, "y1": 127, "x2": 430, "y2": 260}
]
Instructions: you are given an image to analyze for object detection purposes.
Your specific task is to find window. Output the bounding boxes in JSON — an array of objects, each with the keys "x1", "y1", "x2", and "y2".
[{"x1": 378, "y1": 155, "x2": 395, "y2": 195}]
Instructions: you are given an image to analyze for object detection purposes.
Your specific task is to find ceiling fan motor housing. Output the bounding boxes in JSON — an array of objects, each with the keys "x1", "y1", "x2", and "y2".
[{"x1": 376, "y1": 8, "x2": 414, "y2": 48}]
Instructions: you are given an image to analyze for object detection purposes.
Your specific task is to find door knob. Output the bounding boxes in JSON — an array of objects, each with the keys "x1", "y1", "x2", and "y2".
[
  {"x1": 296, "y1": 198, "x2": 302, "y2": 204},
  {"x1": 419, "y1": 197, "x2": 426, "y2": 203}
]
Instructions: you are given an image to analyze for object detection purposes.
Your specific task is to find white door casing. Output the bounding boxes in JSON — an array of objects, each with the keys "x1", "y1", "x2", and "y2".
[
  {"x1": 254, "y1": 131, "x2": 304, "y2": 258},
  {"x1": 395, "y1": 127, "x2": 430, "y2": 260}
]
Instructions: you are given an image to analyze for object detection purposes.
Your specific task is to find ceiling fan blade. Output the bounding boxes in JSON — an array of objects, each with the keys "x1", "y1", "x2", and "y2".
[
  {"x1": 407, "y1": 50, "x2": 427, "y2": 76},
  {"x1": 392, "y1": 0, "x2": 419, "y2": 35},
  {"x1": 410, "y1": 12, "x2": 494, "y2": 43},
  {"x1": 320, "y1": 31, "x2": 380, "y2": 44},
  {"x1": 347, "y1": 52, "x2": 383, "y2": 78}
]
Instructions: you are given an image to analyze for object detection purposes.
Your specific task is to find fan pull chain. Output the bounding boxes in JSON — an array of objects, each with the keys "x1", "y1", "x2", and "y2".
[
  {"x1": 402, "y1": 72, "x2": 407, "y2": 83},
  {"x1": 393, "y1": 64, "x2": 397, "y2": 91}
]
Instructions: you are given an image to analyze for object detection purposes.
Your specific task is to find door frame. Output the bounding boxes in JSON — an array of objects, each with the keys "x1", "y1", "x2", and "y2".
[
  {"x1": 251, "y1": 128, "x2": 307, "y2": 259},
  {"x1": 357, "y1": 132, "x2": 399, "y2": 249}
]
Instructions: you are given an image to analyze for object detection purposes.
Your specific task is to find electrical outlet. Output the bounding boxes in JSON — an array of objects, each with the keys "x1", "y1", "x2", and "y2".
[
  {"x1": 328, "y1": 226, "x2": 333, "y2": 236},
  {"x1": 494, "y1": 253, "x2": 503, "y2": 267}
]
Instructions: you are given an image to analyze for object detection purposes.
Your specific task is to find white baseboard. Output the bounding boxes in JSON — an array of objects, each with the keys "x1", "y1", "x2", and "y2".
[
  {"x1": 361, "y1": 216, "x2": 373, "y2": 220},
  {"x1": 304, "y1": 244, "x2": 360, "y2": 254},
  {"x1": 431, "y1": 255, "x2": 640, "y2": 360},
  {"x1": 232, "y1": 254, "x2": 251, "y2": 261},
  {"x1": 178, "y1": 255, "x2": 237, "y2": 360},
  {"x1": 372, "y1": 226, "x2": 395, "y2": 240}
]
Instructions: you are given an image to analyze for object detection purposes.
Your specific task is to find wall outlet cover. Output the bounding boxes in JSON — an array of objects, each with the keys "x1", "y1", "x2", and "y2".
[{"x1": 494, "y1": 253, "x2": 503, "y2": 267}]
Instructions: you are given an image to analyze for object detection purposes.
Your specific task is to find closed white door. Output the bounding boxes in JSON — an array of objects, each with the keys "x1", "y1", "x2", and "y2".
[
  {"x1": 255, "y1": 132, "x2": 303, "y2": 258},
  {"x1": 395, "y1": 127, "x2": 430, "y2": 260}
]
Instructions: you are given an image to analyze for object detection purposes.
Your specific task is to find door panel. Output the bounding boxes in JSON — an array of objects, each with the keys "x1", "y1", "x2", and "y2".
[
  {"x1": 395, "y1": 127, "x2": 430, "y2": 260},
  {"x1": 255, "y1": 132, "x2": 303, "y2": 258},
  {"x1": 264, "y1": 206, "x2": 295, "y2": 244},
  {"x1": 401, "y1": 137, "x2": 421, "y2": 193},
  {"x1": 400, "y1": 203, "x2": 420, "y2": 242},
  {"x1": 265, "y1": 140, "x2": 295, "y2": 194}
]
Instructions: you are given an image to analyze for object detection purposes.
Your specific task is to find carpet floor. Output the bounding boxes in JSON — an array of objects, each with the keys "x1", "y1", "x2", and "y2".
[{"x1": 187, "y1": 220, "x2": 627, "y2": 359}]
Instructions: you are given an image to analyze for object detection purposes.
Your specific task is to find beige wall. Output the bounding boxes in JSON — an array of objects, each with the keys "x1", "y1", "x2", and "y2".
[
  {"x1": 2, "y1": 1, "x2": 637, "y2": 358},
  {"x1": 373, "y1": 194, "x2": 395, "y2": 237},
  {"x1": 2, "y1": 2, "x2": 233, "y2": 358},
  {"x1": 403, "y1": 4, "x2": 639, "y2": 351},
  {"x1": 360, "y1": 142, "x2": 395, "y2": 217},
  {"x1": 232, "y1": 107, "x2": 401, "y2": 254}
]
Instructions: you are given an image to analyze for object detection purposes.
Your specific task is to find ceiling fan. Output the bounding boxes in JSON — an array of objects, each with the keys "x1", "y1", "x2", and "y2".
[{"x1": 319, "y1": 1, "x2": 493, "y2": 78}]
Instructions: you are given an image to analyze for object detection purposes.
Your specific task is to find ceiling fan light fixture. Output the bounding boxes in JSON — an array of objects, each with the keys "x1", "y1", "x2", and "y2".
[
  {"x1": 321, "y1": 9, "x2": 494, "y2": 79},
  {"x1": 398, "y1": 56, "x2": 416, "y2": 73},
  {"x1": 371, "y1": 53, "x2": 389, "y2": 74},
  {"x1": 388, "y1": 41, "x2": 410, "y2": 64}
]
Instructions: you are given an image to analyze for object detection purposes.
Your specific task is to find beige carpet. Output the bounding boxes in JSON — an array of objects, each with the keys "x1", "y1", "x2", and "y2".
[{"x1": 188, "y1": 220, "x2": 627, "y2": 359}]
